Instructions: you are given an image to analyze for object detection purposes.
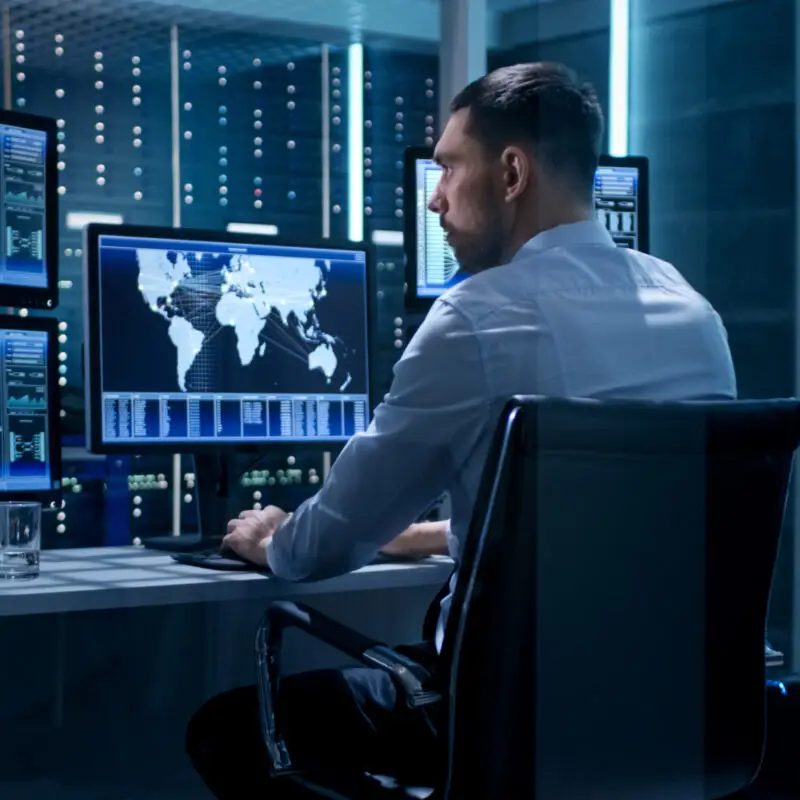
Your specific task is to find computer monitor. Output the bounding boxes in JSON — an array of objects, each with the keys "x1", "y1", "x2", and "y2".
[
  {"x1": 83, "y1": 223, "x2": 373, "y2": 542},
  {"x1": 404, "y1": 148, "x2": 650, "y2": 307},
  {"x1": 595, "y1": 155, "x2": 649, "y2": 253},
  {"x1": 0, "y1": 315, "x2": 61, "y2": 499},
  {"x1": 403, "y1": 147, "x2": 464, "y2": 309},
  {"x1": 0, "y1": 110, "x2": 59, "y2": 310}
]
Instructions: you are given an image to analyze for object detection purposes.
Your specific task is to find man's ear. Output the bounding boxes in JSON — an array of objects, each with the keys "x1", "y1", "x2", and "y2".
[{"x1": 500, "y1": 146, "x2": 531, "y2": 203}]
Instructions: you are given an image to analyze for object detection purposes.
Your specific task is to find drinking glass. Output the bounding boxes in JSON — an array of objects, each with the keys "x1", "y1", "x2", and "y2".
[{"x1": 0, "y1": 501, "x2": 41, "y2": 580}]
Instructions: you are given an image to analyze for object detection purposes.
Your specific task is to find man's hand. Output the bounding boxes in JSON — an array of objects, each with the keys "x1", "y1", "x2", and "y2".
[
  {"x1": 380, "y1": 520, "x2": 450, "y2": 558},
  {"x1": 222, "y1": 506, "x2": 290, "y2": 567}
]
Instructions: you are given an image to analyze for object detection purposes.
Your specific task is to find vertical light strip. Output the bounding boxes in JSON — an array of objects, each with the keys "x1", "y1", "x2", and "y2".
[
  {"x1": 320, "y1": 45, "x2": 332, "y2": 482},
  {"x1": 347, "y1": 42, "x2": 364, "y2": 242},
  {"x1": 2, "y1": 8, "x2": 11, "y2": 110},
  {"x1": 321, "y1": 45, "x2": 331, "y2": 240},
  {"x1": 170, "y1": 25, "x2": 181, "y2": 228},
  {"x1": 169, "y1": 25, "x2": 182, "y2": 537},
  {"x1": 2, "y1": 11, "x2": 11, "y2": 316},
  {"x1": 608, "y1": 0, "x2": 630, "y2": 156}
]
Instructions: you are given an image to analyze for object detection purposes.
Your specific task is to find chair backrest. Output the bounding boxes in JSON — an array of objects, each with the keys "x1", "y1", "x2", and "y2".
[{"x1": 442, "y1": 397, "x2": 800, "y2": 800}]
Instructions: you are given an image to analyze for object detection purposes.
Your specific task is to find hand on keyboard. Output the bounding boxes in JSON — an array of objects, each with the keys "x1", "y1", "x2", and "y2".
[{"x1": 222, "y1": 506, "x2": 290, "y2": 567}]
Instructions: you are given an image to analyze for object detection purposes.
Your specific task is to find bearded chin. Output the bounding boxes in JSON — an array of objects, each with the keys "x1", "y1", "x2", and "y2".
[
  {"x1": 457, "y1": 229, "x2": 507, "y2": 274},
  {"x1": 450, "y1": 188, "x2": 509, "y2": 273}
]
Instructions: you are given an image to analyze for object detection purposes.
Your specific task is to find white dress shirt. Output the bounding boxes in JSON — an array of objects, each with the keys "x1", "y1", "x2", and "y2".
[{"x1": 266, "y1": 220, "x2": 737, "y2": 650}]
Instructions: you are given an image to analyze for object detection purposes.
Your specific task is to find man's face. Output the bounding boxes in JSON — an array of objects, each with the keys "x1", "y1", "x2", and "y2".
[{"x1": 428, "y1": 109, "x2": 510, "y2": 273}]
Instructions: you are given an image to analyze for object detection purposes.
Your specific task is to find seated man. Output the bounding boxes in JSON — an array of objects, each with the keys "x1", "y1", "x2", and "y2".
[{"x1": 186, "y1": 61, "x2": 737, "y2": 798}]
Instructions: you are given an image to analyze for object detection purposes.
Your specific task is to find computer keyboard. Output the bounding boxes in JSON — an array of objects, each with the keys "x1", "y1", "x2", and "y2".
[
  {"x1": 143, "y1": 534, "x2": 224, "y2": 553},
  {"x1": 172, "y1": 548, "x2": 424, "y2": 572},
  {"x1": 171, "y1": 548, "x2": 263, "y2": 572}
]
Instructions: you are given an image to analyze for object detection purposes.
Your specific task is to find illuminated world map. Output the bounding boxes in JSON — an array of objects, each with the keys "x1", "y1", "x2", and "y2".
[{"x1": 135, "y1": 249, "x2": 344, "y2": 392}]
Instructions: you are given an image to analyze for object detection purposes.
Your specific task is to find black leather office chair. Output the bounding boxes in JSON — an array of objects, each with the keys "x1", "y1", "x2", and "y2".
[{"x1": 254, "y1": 397, "x2": 800, "y2": 799}]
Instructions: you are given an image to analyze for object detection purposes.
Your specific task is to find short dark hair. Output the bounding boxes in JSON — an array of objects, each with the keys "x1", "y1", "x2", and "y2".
[{"x1": 450, "y1": 62, "x2": 604, "y2": 201}]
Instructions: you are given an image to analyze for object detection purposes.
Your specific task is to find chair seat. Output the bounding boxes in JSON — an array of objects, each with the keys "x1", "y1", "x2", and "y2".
[{"x1": 283, "y1": 770, "x2": 436, "y2": 799}]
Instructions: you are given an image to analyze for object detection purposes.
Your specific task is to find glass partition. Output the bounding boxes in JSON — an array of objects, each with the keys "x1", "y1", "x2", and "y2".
[{"x1": 630, "y1": 0, "x2": 796, "y2": 674}]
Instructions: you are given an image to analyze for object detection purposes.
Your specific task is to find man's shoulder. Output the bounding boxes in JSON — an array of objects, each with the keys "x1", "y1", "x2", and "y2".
[
  {"x1": 619, "y1": 247, "x2": 699, "y2": 290},
  {"x1": 433, "y1": 267, "x2": 524, "y2": 323},
  {"x1": 423, "y1": 246, "x2": 716, "y2": 331},
  {"x1": 403, "y1": 294, "x2": 476, "y2": 356}
]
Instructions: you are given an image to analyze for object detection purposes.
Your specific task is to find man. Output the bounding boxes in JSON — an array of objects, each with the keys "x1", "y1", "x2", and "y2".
[{"x1": 186, "y1": 62, "x2": 736, "y2": 797}]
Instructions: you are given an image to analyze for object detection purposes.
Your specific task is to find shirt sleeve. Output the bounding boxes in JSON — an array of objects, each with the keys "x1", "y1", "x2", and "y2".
[{"x1": 266, "y1": 298, "x2": 489, "y2": 581}]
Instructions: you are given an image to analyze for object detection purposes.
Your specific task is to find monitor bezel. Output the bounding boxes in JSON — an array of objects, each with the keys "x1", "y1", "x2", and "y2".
[
  {"x1": 597, "y1": 154, "x2": 650, "y2": 255},
  {"x1": 83, "y1": 222, "x2": 376, "y2": 455},
  {"x1": 403, "y1": 146, "x2": 437, "y2": 312},
  {"x1": 0, "y1": 109, "x2": 59, "y2": 311},
  {"x1": 0, "y1": 314, "x2": 62, "y2": 501}
]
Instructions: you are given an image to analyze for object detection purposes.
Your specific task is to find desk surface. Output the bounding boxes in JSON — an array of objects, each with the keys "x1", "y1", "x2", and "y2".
[{"x1": 0, "y1": 547, "x2": 454, "y2": 617}]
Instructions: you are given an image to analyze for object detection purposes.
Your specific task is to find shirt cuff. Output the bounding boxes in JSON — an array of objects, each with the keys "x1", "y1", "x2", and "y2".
[
  {"x1": 264, "y1": 536, "x2": 277, "y2": 572},
  {"x1": 264, "y1": 513, "x2": 294, "y2": 577}
]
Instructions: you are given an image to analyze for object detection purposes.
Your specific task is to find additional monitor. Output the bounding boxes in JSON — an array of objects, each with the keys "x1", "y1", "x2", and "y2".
[
  {"x1": 83, "y1": 224, "x2": 373, "y2": 454},
  {"x1": 0, "y1": 315, "x2": 61, "y2": 498},
  {"x1": 594, "y1": 155, "x2": 649, "y2": 253},
  {"x1": 0, "y1": 110, "x2": 59, "y2": 310},
  {"x1": 404, "y1": 147, "x2": 465, "y2": 308},
  {"x1": 404, "y1": 148, "x2": 650, "y2": 306}
]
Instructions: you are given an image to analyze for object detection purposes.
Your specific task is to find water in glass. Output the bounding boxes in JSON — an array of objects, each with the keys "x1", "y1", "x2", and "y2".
[{"x1": 0, "y1": 502, "x2": 41, "y2": 580}]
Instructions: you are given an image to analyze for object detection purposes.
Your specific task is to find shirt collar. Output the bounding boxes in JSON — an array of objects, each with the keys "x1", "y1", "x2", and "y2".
[{"x1": 511, "y1": 220, "x2": 615, "y2": 262}]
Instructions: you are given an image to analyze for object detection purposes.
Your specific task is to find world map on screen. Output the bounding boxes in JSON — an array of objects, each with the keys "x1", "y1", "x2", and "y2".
[{"x1": 135, "y1": 248, "x2": 345, "y2": 392}]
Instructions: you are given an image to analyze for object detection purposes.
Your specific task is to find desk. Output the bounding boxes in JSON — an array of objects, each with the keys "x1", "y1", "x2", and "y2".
[
  {"x1": 0, "y1": 546, "x2": 454, "y2": 617},
  {"x1": 0, "y1": 547, "x2": 451, "y2": 799}
]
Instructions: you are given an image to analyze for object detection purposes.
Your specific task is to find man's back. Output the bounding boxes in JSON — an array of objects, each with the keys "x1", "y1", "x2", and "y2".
[
  {"x1": 443, "y1": 218, "x2": 735, "y2": 402},
  {"x1": 428, "y1": 220, "x2": 736, "y2": 643}
]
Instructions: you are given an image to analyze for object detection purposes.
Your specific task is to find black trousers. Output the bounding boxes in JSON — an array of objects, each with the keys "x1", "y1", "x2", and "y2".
[{"x1": 186, "y1": 643, "x2": 443, "y2": 799}]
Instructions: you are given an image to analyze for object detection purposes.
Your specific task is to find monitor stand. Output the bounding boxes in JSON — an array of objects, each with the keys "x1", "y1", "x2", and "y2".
[{"x1": 142, "y1": 453, "x2": 234, "y2": 553}]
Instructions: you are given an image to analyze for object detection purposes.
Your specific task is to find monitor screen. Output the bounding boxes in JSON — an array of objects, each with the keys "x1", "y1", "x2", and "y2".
[
  {"x1": 594, "y1": 156, "x2": 649, "y2": 251},
  {"x1": 412, "y1": 155, "x2": 465, "y2": 300},
  {"x1": 404, "y1": 149, "x2": 649, "y2": 306},
  {"x1": 83, "y1": 225, "x2": 372, "y2": 452},
  {"x1": 0, "y1": 316, "x2": 60, "y2": 496},
  {"x1": 0, "y1": 110, "x2": 59, "y2": 310}
]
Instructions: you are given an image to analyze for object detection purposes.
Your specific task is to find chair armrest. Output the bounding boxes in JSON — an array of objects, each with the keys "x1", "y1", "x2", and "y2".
[{"x1": 255, "y1": 600, "x2": 441, "y2": 775}]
